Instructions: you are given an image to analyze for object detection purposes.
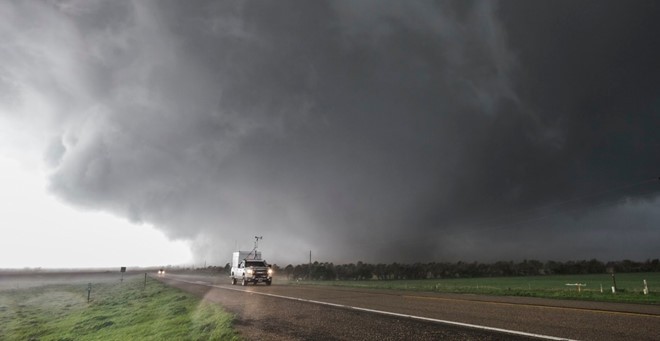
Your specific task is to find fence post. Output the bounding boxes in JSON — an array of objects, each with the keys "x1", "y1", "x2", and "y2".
[{"x1": 643, "y1": 279, "x2": 649, "y2": 295}]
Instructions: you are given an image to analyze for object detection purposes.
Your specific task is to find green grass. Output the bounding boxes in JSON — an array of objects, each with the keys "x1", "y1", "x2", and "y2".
[
  {"x1": 289, "y1": 272, "x2": 660, "y2": 304},
  {"x1": 0, "y1": 275, "x2": 241, "y2": 341}
]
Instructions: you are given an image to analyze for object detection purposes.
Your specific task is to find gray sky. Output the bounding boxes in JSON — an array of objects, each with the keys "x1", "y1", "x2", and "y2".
[{"x1": 1, "y1": 1, "x2": 658, "y2": 267}]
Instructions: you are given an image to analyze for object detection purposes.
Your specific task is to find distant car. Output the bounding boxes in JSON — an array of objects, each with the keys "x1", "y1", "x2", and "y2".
[{"x1": 158, "y1": 269, "x2": 165, "y2": 275}]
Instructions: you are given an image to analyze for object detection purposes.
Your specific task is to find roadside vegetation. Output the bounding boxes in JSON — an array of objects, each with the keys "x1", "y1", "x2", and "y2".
[
  {"x1": 273, "y1": 259, "x2": 660, "y2": 281},
  {"x1": 0, "y1": 275, "x2": 240, "y2": 341},
  {"x1": 290, "y1": 272, "x2": 660, "y2": 304}
]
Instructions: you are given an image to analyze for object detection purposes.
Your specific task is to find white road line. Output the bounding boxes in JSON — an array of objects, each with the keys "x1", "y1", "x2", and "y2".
[{"x1": 168, "y1": 277, "x2": 575, "y2": 341}]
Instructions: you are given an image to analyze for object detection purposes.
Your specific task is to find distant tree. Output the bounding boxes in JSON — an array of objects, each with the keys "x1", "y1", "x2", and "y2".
[
  {"x1": 278, "y1": 258, "x2": 654, "y2": 281},
  {"x1": 374, "y1": 263, "x2": 387, "y2": 280},
  {"x1": 586, "y1": 259, "x2": 605, "y2": 273},
  {"x1": 516, "y1": 259, "x2": 543, "y2": 276},
  {"x1": 642, "y1": 259, "x2": 660, "y2": 272},
  {"x1": 284, "y1": 264, "x2": 294, "y2": 280},
  {"x1": 356, "y1": 261, "x2": 374, "y2": 280},
  {"x1": 386, "y1": 263, "x2": 402, "y2": 279}
]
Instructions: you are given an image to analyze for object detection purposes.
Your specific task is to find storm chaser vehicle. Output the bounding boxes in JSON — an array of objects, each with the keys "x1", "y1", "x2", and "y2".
[{"x1": 230, "y1": 246, "x2": 273, "y2": 285}]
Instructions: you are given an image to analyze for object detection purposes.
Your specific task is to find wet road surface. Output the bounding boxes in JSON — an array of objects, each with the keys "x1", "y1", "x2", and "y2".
[{"x1": 157, "y1": 273, "x2": 660, "y2": 341}]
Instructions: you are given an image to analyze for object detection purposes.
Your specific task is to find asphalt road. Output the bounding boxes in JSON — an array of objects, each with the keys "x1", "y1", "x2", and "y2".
[{"x1": 156, "y1": 273, "x2": 660, "y2": 341}]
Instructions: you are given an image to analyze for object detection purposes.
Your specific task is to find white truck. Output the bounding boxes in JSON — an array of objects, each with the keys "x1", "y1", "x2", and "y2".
[{"x1": 230, "y1": 250, "x2": 273, "y2": 285}]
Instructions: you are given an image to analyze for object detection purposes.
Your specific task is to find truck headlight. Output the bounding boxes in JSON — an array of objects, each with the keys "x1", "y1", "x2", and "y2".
[
  {"x1": 268, "y1": 269, "x2": 273, "y2": 275},
  {"x1": 246, "y1": 269, "x2": 253, "y2": 275}
]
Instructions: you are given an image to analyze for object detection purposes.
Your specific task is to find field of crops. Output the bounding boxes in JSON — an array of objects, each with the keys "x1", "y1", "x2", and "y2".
[
  {"x1": 293, "y1": 272, "x2": 660, "y2": 304},
  {"x1": 0, "y1": 274, "x2": 240, "y2": 340}
]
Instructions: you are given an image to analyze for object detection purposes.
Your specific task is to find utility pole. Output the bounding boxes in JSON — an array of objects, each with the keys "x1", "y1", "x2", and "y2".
[{"x1": 309, "y1": 250, "x2": 312, "y2": 280}]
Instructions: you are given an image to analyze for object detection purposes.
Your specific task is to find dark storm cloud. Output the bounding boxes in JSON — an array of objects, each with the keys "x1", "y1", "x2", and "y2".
[{"x1": 2, "y1": 1, "x2": 658, "y2": 264}]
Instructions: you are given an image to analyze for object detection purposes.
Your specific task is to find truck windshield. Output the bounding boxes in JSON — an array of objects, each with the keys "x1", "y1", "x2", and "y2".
[{"x1": 246, "y1": 261, "x2": 266, "y2": 267}]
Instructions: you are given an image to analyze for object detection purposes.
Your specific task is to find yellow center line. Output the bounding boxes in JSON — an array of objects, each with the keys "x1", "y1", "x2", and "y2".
[{"x1": 402, "y1": 295, "x2": 660, "y2": 318}]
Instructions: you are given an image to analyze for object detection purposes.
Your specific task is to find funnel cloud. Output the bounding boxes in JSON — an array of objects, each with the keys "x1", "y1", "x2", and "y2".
[{"x1": 1, "y1": 1, "x2": 659, "y2": 265}]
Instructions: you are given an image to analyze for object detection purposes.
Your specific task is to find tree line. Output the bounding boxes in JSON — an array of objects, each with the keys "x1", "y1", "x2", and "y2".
[{"x1": 210, "y1": 259, "x2": 660, "y2": 280}]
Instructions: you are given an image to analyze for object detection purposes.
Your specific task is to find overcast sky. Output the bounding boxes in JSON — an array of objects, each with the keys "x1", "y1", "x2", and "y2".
[{"x1": 1, "y1": 1, "x2": 659, "y2": 268}]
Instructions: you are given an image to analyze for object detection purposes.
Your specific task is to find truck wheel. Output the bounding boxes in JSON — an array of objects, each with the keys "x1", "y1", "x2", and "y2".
[
  {"x1": 266, "y1": 280, "x2": 272, "y2": 286},
  {"x1": 241, "y1": 277, "x2": 247, "y2": 286},
  {"x1": 231, "y1": 277, "x2": 236, "y2": 285}
]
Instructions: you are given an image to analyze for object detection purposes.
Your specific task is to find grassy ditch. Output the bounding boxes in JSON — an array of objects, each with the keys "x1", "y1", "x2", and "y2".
[
  {"x1": 290, "y1": 272, "x2": 660, "y2": 304},
  {"x1": 0, "y1": 275, "x2": 240, "y2": 341}
]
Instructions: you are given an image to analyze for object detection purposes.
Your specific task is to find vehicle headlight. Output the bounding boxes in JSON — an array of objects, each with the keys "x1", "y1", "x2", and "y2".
[
  {"x1": 246, "y1": 269, "x2": 253, "y2": 275},
  {"x1": 268, "y1": 269, "x2": 273, "y2": 275}
]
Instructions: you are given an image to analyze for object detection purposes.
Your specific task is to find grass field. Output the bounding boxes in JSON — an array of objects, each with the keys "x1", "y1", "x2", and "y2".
[
  {"x1": 0, "y1": 274, "x2": 240, "y2": 341},
  {"x1": 291, "y1": 272, "x2": 660, "y2": 304}
]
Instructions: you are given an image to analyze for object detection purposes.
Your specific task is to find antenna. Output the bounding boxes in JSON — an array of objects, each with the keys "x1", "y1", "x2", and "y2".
[{"x1": 242, "y1": 236, "x2": 264, "y2": 262}]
